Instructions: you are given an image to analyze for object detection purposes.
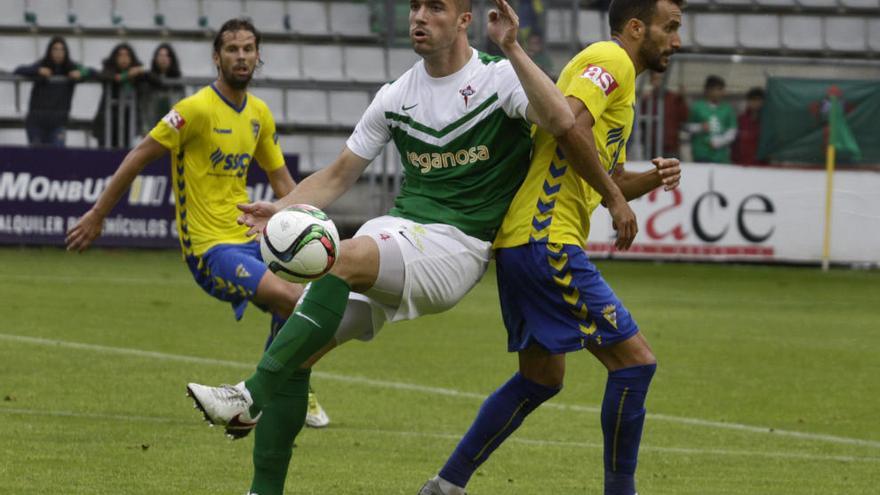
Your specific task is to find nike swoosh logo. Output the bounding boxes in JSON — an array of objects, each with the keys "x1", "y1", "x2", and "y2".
[
  {"x1": 398, "y1": 230, "x2": 423, "y2": 252},
  {"x1": 402, "y1": 104, "x2": 418, "y2": 111},
  {"x1": 294, "y1": 311, "x2": 321, "y2": 328}
]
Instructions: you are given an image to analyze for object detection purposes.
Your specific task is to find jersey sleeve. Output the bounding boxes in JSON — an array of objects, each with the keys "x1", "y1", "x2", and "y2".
[
  {"x1": 562, "y1": 51, "x2": 627, "y2": 123},
  {"x1": 148, "y1": 96, "x2": 202, "y2": 152},
  {"x1": 495, "y1": 60, "x2": 530, "y2": 121},
  {"x1": 346, "y1": 84, "x2": 392, "y2": 161},
  {"x1": 254, "y1": 104, "x2": 285, "y2": 172}
]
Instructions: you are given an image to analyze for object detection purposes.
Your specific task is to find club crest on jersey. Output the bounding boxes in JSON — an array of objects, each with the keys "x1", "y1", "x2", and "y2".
[
  {"x1": 580, "y1": 64, "x2": 618, "y2": 96},
  {"x1": 602, "y1": 304, "x2": 618, "y2": 329},
  {"x1": 251, "y1": 119, "x2": 260, "y2": 139},
  {"x1": 162, "y1": 109, "x2": 186, "y2": 130},
  {"x1": 235, "y1": 263, "x2": 251, "y2": 278},
  {"x1": 459, "y1": 85, "x2": 476, "y2": 107}
]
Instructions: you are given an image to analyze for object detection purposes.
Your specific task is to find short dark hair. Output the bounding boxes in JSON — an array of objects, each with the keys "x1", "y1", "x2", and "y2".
[
  {"x1": 213, "y1": 18, "x2": 262, "y2": 53},
  {"x1": 608, "y1": 0, "x2": 685, "y2": 36},
  {"x1": 455, "y1": 0, "x2": 472, "y2": 12},
  {"x1": 704, "y1": 74, "x2": 725, "y2": 91},
  {"x1": 746, "y1": 87, "x2": 765, "y2": 100}
]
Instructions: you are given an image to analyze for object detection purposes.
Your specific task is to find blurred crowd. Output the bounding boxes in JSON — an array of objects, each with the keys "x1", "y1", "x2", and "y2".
[{"x1": 13, "y1": 36, "x2": 183, "y2": 149}]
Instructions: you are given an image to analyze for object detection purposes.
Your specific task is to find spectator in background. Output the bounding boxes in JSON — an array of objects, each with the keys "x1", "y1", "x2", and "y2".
[
  {"x1": 139, "y1": 43, "x2": 184, "y2": 135},
  {"x1": 487, "y1": 1, "x2": 546, "y2": 58},
  {"x1": 517, "y1": 0, "x2": 545, "y2": 40},
  {"x1": 92, "y1": 42, "x2": 146, "y2": 149},
  {"x1": 14, "y1": 36, "x2": 91, "y2": 147},
  {"x1": 732, "y1": 87, "x2": 765, "y2": 165},
  {"x1": 687, "y1": 75, "x2": 736, "y2": 163},
  {"x1": 639, "y1": 71, "x2": 687, "y2": 158},
  {"x1": 525, "y1": 31, "x2": 554, "y2": 78}
]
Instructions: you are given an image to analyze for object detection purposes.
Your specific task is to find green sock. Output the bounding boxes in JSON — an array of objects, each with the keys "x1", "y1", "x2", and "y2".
[
  {"x1": 245, "y1": 274, "x2": 349, "y2": 413},
  {"x1": 250, "y1": 369, "x2": 310, "y2": 495}
]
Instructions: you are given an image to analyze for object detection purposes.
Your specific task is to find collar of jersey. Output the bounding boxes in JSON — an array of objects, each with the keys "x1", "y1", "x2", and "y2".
[
  {"x1": 419, "y1": 47, "x2": 477, "y2": 82},
  {"x1": 210, "y1": 83, "x2": 248, "y2": 113}
]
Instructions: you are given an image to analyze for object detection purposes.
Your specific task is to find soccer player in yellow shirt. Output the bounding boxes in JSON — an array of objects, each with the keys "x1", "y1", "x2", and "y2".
[
  {"x1": 65, "y1": 18, "x2": 329, "y2": 495},
  {"x1": 421, "y1": 1, "x2": 684, "y2": 494}
]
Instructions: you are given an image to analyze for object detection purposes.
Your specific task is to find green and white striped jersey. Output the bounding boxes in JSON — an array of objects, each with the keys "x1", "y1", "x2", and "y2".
[{"x1": 346, "y1": 48, "x2": 532, "y2": 241}]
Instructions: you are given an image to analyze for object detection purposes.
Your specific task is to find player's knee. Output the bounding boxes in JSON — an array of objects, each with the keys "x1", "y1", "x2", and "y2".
[
  {"x1": 521, "y1": 367, "x2": 565, "y2": 388},
  {"x1": 255, "y1": 272, "x2": 303, "y2": 317},
  {"x1": 631, "y1": 341, "x2": 657, "y2": 367},
  {"x1": 619, "y1": 333, "x2": 657, "y2": 368},
  {"x1": 266, "y1": 291, "x2": 299, "y2": 317},
  {"x1": 268, "y1": 298, "x2": 295, "y2": 317},
  {"x1": 329, "y1": 237, "x2": 380, "y2": 292},
  {"x1": 519, "y1": 351, "x2": 566, "y2": 388}
]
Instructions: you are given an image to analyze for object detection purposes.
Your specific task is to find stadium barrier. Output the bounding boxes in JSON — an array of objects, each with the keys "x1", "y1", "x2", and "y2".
[
  {"x1": 3, "y1": 147, "x2": 878, "y2": 267},
  {"x1": 0, "y1": 145, "x2": 298, "y2": 248},
  {"x1": 586, "y1": 162, "x2": 880, "y2": 267}
]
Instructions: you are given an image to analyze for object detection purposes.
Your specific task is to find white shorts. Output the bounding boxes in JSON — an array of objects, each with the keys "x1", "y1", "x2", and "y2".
[{"x1": 334, "y1": 215, "x2": 492, "y2": 343}]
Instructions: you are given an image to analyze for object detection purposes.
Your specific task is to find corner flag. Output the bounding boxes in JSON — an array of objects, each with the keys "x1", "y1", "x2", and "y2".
[
  {"x1": 822, "y1": 95, "x2": 861, "y2": 271},
  {"x1": 829, "y1": 95, "x2": 862, "y2": 160}
]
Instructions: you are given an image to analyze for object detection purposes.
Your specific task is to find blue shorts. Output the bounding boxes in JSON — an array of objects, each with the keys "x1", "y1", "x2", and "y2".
[
  {"x1": 496, "y1": 242, "x2": 639, "y2": 354},
  {"x1": 185, "y1": 241, "x2": 268, "y2": 320}
]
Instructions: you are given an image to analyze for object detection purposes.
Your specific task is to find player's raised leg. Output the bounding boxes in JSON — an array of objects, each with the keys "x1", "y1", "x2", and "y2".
[
  {"x1": 186, "y1": 235, "x2": 380, "y2": 433},
  {"x1": 246, "y1": 235, "x2": 379, "y2": 405}
]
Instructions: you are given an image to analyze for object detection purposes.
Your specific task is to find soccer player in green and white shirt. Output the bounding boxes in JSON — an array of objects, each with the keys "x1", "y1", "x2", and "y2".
[
  {"x1": 184, "y1": 1, "x2": 612, "y2": 494},
  {"x1": 687, "y1": 74, "x2": 737, "y2": 163}
]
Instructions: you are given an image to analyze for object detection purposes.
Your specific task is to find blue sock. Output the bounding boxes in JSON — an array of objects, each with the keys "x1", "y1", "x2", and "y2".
[
  {"x1": 439, "y1": 373, "x2": 561, "y2": 488},
  {"x1": 265, "y1": 314, "x2": 286, "y2": 349},
  {"x1": 601, "y1": 363, "x2": 657, "y2": 495}
]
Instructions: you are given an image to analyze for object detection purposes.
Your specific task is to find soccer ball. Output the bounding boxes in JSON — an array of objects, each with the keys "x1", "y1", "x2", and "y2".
[{"x1": 260, "y1": 205, "x2": 340, "y2": 283}]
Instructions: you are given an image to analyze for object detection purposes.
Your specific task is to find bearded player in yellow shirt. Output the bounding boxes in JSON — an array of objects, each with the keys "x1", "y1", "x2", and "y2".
[
  {"x1": 66, "y1": 18, "x2": 331, "y2": 494},
  {"x1": 421, "y1": 1, "x2": 683, "y2": 494}
]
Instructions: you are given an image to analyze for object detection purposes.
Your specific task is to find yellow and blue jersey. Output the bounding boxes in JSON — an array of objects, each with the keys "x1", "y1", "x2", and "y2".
[
  {"x1": 149, "y1": 84, "x2": 285, "y2": 257},
  {"x1": 494, "y1": 41, "x2": 636, "y2": 249}
]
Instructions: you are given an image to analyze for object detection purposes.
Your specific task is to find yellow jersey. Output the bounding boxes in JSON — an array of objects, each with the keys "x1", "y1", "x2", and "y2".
[
  {"x1": 494, "y1": 41, "x2": 636, "y2": 248},
  {"x1": 149, "y1": 84, "x2": 286, "y2": 256}
]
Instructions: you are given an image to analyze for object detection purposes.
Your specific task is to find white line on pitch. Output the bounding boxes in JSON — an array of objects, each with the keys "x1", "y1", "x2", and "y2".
[
  {"x1": 2, "y1": 332, "x2": 879, "y2": 450},
  {"x1": 0, "y1": 274, "x2": 192, "y2": 285},
  {"x1": 1, "y1": 407, "x2": 877, "y2": 465},
  {"x1": 328, "y1": 426, "x2": 880, "y2": 464},
  {"x1": 0, "y1": 407, "x2": 189, "y2": 424}
]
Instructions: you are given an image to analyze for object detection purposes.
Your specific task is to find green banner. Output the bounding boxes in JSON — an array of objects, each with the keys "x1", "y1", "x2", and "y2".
[{"x1": 758, "y1": 78, "x2": 880, "y2": 165}]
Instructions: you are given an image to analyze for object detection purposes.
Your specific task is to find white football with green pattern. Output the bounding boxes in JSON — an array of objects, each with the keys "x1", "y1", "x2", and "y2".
[{"x1": 260, "y1": 205, "x2": 340, "y2": 283}]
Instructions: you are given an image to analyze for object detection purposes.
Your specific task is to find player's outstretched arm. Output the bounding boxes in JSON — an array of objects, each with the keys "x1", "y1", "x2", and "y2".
[
  {"x1": 556, "y1": 97, "x2": 638, "y2": 250},
  {"x1": 487, "y1": 0, "x2": 574, "y2": 136},
  {"x1": 65, "y1": 136, "x2": 168, "y2": 252},
  {"x1": 237, "y1": 146, "x2": 370, "y2": 236}
]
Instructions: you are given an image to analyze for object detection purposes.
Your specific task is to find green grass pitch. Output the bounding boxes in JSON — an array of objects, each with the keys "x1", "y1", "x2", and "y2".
[{"x1": 1, "y1": 247, "x2": 878, "y2": 494}]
